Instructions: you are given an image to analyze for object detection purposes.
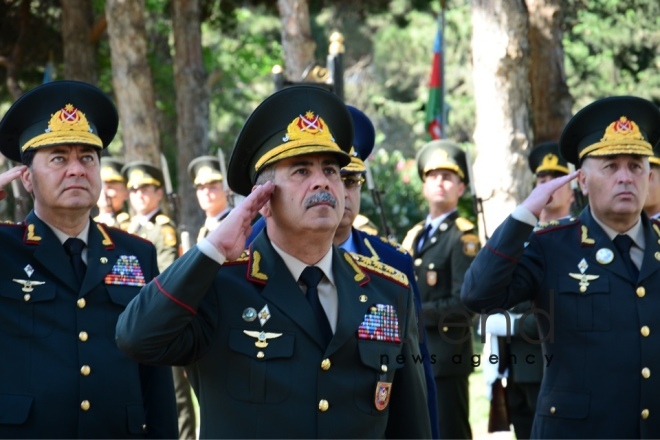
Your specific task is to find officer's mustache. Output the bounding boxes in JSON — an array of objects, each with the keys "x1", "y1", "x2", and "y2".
[{"x1": 304, "y1": 191, "x2": 337, "y2": 208}]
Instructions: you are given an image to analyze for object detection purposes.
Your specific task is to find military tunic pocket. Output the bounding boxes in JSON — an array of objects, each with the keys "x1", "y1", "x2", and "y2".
[
  {"x1": 0, "y1": 280, "x2": 56, "y2": 338},
  {"x1": 226, "y1": 327, "x2": 295, "y2": 403},
  {"x1": 558, "y1": 276, "x2": 611, "y2": 331},
  {"x1": 0, "y1": 394, "x2": 33, "y2": 425},
  {"x1": 354, "y1": 341, "x2": 404, "y2": 415}
]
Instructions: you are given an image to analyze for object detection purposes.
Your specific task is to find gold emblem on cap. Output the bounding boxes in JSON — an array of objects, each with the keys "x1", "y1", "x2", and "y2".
[
  {"x1": 596, "y1": 248, "x2": 614, "y2": 264},
  {"x1": 579, "y1": 116, "x2": 652, "y2": 160},
  {"x1": 23, "y1": 104, "x2": 101, "y2": 153}
]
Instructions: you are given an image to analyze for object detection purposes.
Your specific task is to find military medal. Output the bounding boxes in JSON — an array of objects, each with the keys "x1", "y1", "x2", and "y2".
[
  {"x1": 568, "y1": 258, "x2": 599, "y2": 293},
  {"x1": 595, "y1": 248, "x2": 614, "y2": 264},
  {"x1": 374, "y1": 381, "x2": 392, "y2": 411},
  {"x1": 258, "y1": 305, "x2": 271, "y2": 326},
  {"x1": 242, "y1": 307, "x2": 257, "y2": 322}
]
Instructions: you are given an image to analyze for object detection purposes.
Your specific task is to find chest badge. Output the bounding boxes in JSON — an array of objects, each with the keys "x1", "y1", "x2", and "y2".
[
  {"x1": 595, "y1": 248, "x2": 614, "y2": 265},
  {"x1": 568, "y1": 258, "x2": 599, "y2": 293},
  {"x1": 374, "y1": 381, "x2": 392, "y2": 411},
  {"x1": 243, "y1": 330, "x2": 282, "y2": 348}
]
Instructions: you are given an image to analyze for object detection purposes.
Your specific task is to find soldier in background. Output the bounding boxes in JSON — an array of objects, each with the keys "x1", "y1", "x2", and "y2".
[
  {"x1": 122, "y1": 161, "x2": 196, "y2": 440},
  {"x1": 188, "y1": 156, "x2": 230, "y2": 243},
  {"x1": 95, "y1": 156, "x2": 130, "y2": 229},
  {"x1": 123, "y1": 162, "x2": 179, "y2": 272},
  {"x1": 402, "y1": 140, "x2": 480, "y2": 440},
  {"x1": 644, "y1": 144, "x2": 660, "y2": 220}
]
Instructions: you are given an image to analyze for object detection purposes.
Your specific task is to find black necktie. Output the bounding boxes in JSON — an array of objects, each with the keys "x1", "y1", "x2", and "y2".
[
  {"x1": 299, "y1": 266, "x2": 332, "y2": 346},
  {"x1": 417, "y1": 224, "x2": 433, "y2": 252},
  {"x1": 613, "y1": 234, "x2": 639, "y2": 280},
  {"x1": 64, "y1": 238, "x2": 87, "y2": 286}
]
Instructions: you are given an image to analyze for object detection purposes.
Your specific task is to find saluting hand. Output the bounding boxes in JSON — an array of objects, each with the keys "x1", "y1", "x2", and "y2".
[
  {"x1": 206, "y1": 181, "x2": 275, "y2": 260},
  {"x1": 0, "y1": 165, "x2": 27, "y2": 201},
  {"x1": 521, "y1": 171, "x2": 579, "y2": 218}
]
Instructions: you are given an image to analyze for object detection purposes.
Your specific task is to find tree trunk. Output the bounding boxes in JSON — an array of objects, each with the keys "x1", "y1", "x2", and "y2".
[
  {"x1": 526, "y1": 0, "x2": 573, "y2": 143},
  {"x1": 172, "y1": 0, "x2": 209, "y2": 235},
  {"x1": 105, "y1": 0, "x2": 160, "y2": 164},
  {"x1": 277, "y1": 0, "x2": 316, "y2": 81},
  {"x1": 61, "y1": 0, "x2": 97, "y2": 83},
  {"x1": 470, "y1": 0, "x2": 533, "y2": 243}
]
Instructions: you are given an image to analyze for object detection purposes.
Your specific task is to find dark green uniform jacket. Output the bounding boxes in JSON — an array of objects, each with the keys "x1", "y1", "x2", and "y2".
[
  {"x1": 462, "y1": 208, "x2": 660, "y2": 439},
  {"x1": 0, "y1": 211, "x2": 178, "y2": 438},
  {"x1": 117, "y1": 231, "x2": 431, "y2": 439},
  {"x1": 408, "y1": 211, "x2": 480, "y2": 377}
]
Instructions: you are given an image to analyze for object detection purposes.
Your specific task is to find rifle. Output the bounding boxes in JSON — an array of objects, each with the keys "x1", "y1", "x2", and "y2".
[
  {"x1": 569, "y1": 163, "x2": 587, "y2": 214},
  {"x1": 364, "y1": 161, "x2": 395, "y2": 241},
  {"x1": 464, "y1": 149, "x2": 489, "y2": 241},
  {"x1": 217, "y1": 148, "x2": 235, "y2": 209},
  {"x1": 159, "y1": 153, "x2": 181, "y2": 227}
]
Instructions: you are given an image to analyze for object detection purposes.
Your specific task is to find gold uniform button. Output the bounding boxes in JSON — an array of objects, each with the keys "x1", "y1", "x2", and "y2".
[
  {"x1": 642, "y1": 367, "x2": 651, "y2": 379},
  {"x1": 142, "y1": 424, "x2": 147, "y2": 431},
  {"x1": 79, "y1": 331, "x2": 88, "y2": 342},
  {"x1": 321, "y1": 359, "x2": 331, "y2": 371},
  {"x1": 641, "y1": 409, "x2": 650, "y2": 419},
  {"x1": 550, "y1": 406, "x2": 556, "y2": 415},
  {"x1": 80, "y1": 365, "x2": 91, "y2": 376},
  {"x1": 24, "y1": 294, "x2": 31, "y2": 302},
  {"x1": 641, "y1": 326, "x2": 651, "y2": 337},
  {"x1": 414, "y1": 258, "x2": 422, "y2": 267},
  {"x1": 77, "y1": 298, "x2": 86, "y2": 308},
  {"x1": 637, "y1": 287, "x2": 646, "y2": 298},
  {"x1": 318, "y1": 399, "x2": 329, "y2": 412},
  {"x1": 442, "y1": 326, "x2": 449, "y2": 332},
  {"x1": 381, "y1": 364, "x2": 388, "y2": 373},
  {"x1": 428, "y1": 263, "x2": 435, "y2": 270},
  {"x1": 80, "y1": 400, "x2": 91, "y2": 411}
]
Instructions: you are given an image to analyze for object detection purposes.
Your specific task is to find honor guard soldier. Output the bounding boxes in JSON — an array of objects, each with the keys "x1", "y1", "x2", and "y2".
[
  {"x1": 462, "y1": 96, "x2": 660, "y2": 438},
  {"x1": 402, "y1": 140, "x2": 480, "y2": 440},
  {"x1": 95, "y1": 156, "x2": 130, "y2": 229},
  {"x1": 644, "y1": 143, "x2": 660, "y2": 220},
  {"x1": 188, "y1": 156, "x2": 231, "y2": 243},
  {"x1": 123, "y1": 161, "x2": 179, "y2": 272},
  {"x1": 116, "y1": 85, "x2": 432, "y2": 438},
  {"x1": 483, "y1": 141, "x2": 574, "y2": 439},
  {"x1": 0, "y1": 80, "x2": 177, "y2": 438}
]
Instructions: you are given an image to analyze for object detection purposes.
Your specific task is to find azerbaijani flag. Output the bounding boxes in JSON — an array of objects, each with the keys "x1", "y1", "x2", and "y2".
[{"x1": 425, "y1": 17, "x2": 444, "y2": 140}]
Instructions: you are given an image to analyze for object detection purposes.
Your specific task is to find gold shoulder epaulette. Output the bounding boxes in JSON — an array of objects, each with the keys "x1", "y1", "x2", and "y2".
[
  {"x1": 533, "y1": 216, "x2": 577, "y2": 233},
  {"x1": 155, "y1": 214, "x2": 171, "y2": 225},
  {"x1": 401, "y1": 222, "x2": 425, "y2": 253},
  {"x1": 455, "y1": 217, "x2": 475, "y2": 232},
  {"x1": 379, "y1": 236, "x2": 408, "y2": 254},
  {"x1": 1, "y1": 219, "x2": 16, "y2": 225},
  {"x1": 116, "y1": 212, "x2": 130, "y2": 223},
  {"x1": 349, "y1": 252, "x2": 409, "y2": 288}
]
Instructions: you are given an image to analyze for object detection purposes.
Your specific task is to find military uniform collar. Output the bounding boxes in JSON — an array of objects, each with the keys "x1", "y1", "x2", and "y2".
[
  {"x1": 338, "y1": 229, "x2": 358, "y2": 254},
  {"x1": 425, "y1": 209, "x2": 457, "y2": 235},
  {"x1": 135, "y1": 208, "x2": 160, "y2": 225},
  {"x1": 33, "y1": 211, "x2": 90, "y2": 246},
  {"x1": 590, "y1": 209, "x2": 644, "y2": 250},
  {"x1": 270, "y1": 240, "x2": 335, "y2": 287}
]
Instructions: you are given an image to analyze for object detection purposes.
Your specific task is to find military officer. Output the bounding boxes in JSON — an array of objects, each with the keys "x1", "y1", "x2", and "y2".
[
  {"x1": 643, "y1": 144, "x2": 660, "y2": 220},
  {"x1": 95, "y1": 156, "x2": 130, "y2": 229},
  {"x1": 461, "y1": 96, "x2": 660, "y2": 438},
  {"x1": 483, "y1": 141, "x2": 574, "y2": 439},
  {"x1": 123, "y1": 162, "x2": 179, "y2": 272},
  {"x1": 116, "y1": 85, "x2": 431, "y2": 438},
  {"x1": 402, "y1": 140, "x2": 480, "y2": 440},
  {"x1": 245, "y1": 105, "x2": 441, "y2": 438},
  {"x1": 0, "y1": 80, "x2": 177, "y2": 438},
  {"x1": 188, "y1": 156, "x2": 230, "y2": 243}
]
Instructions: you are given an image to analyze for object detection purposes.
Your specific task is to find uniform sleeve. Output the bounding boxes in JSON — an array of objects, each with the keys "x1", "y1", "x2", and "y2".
[
  {"x1": 461, "y1": 215, "x2": 544, "y2": 314},
  {"x1": 385, "y1": 284, "x2": 433, "y2": 439},
  {"x1": 116, "y1": 246, "x2": 222, "y2": 366}
]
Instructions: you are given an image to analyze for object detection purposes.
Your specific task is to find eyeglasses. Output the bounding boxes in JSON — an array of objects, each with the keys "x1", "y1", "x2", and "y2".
[{"x1": 341, "y1": 176, "x2": 366, "y2": 189}]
